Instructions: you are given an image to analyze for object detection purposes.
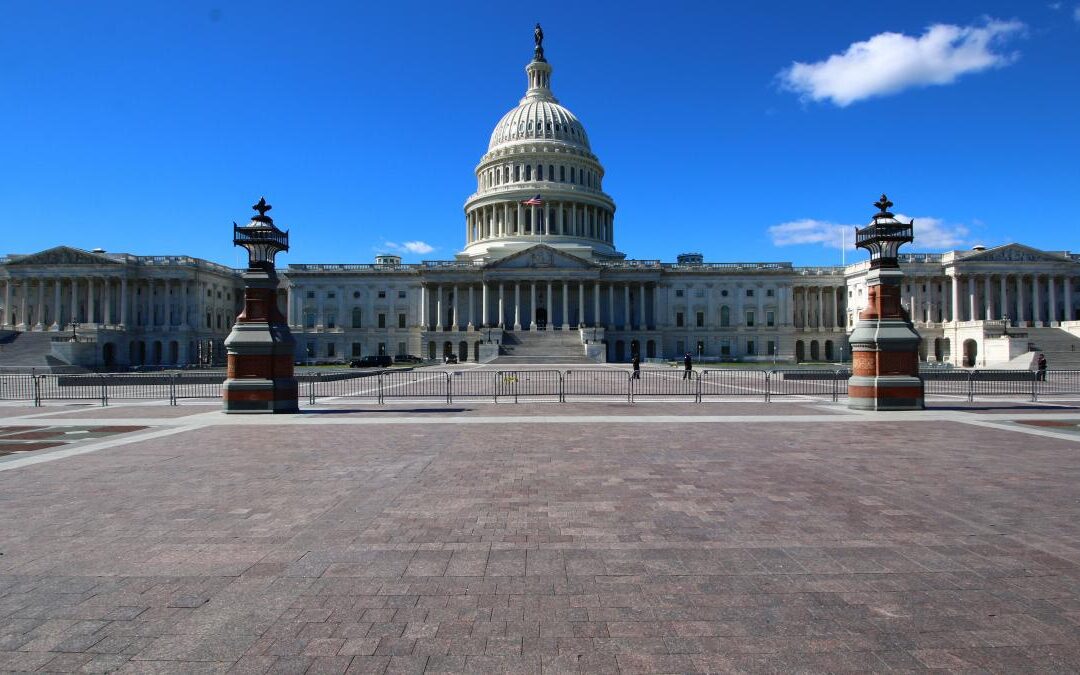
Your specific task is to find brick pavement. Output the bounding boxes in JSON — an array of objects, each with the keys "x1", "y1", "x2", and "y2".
[{"x1": 0, "y1": 403, "x2": 1079, "y2": 672}]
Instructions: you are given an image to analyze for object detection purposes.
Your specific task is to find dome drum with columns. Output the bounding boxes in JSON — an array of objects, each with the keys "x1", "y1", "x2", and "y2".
[{"x1": 461, "y1": 34, "x2": 619, "y2": 261}]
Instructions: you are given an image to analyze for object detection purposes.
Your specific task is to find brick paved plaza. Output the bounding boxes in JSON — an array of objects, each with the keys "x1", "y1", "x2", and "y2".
[{"x1": 2, "y1": 396, "x2": 1080, "y2": 673}]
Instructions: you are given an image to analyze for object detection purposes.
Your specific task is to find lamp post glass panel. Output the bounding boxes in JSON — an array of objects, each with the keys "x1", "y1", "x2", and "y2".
[{"x1": 222, "y1": 197, "x2": 299, "y2": 414}]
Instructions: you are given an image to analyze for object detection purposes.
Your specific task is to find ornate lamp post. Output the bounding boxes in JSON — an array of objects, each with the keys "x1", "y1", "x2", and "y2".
[
  {"x1": 222, "y1": 198, "x2": 299, "y2": 413},
  {"x1": 848, "y1": 194, "x2": 925, "y2": 410}
]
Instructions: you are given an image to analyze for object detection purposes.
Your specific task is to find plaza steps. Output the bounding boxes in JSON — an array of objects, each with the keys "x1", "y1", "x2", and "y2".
[
  {"x1": 1023, "y1": 327, "x2": 1080, "y2": 370},
  {"x1": 0, "y1": 330, "x2": 69, "y2": 368},
  {"x1": 493, "y1": 329, "x2": 596, "y2": 364}
]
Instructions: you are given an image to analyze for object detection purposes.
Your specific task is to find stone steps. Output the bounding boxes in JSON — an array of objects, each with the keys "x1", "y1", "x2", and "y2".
[
  {"x1": 0, "y1": 331, "x2": 67, "y2": 368},
  {"x1": 1023, "y1": 327, "x2": 1080, "y2": 369}
]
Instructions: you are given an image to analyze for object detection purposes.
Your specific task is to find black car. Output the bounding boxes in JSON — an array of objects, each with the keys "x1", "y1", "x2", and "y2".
[
  {"x1": 443, "y1": 354, "x2": 459, "y2": 364},
  {"x1": 350, "y1": 355, "x2": 392, "y2": 368},
  {"x1": 394, "y1": 354, "x2": 423, "y2": 364}
]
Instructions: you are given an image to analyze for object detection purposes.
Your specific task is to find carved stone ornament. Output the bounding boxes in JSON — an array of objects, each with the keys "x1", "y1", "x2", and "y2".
[
  {"x1": 529, "y1": 249, "x2": 554, "y2": 267},
  {"x1": 6, "y1": 246, "x2": 119, "y2": 266}
]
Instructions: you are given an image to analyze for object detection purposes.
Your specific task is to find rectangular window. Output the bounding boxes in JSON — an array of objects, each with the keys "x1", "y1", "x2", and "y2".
[
  {"x1": 398, "y1": 290, "x2": 407, "y2": 299},
  {"x1": 720, "y1": 340, "x2": 731, "y2": 356},
  {"x1": 675, "y1": 289, "x2": 684, "y2": 297},
  {"x1": 305, "y1": 313, "x2": 315, "y2": 329},
  {"x1": 694, "y1": 289, "x2": 705, "y2": 298},
  {"x1": 398, "y1": 313, "x2": 406, "y2": 328},
  {"x1": 327, "y1": 343, "x2": 336, "y2": 357},
  {"x1": 560, "y1": 166, "x2": 565, "y2": 182},
  {"x1": 305, "y1": 341, "x2": 315, "y2": 358},
  {"x1": 766, "y1": 289, "x2": 775, "y2": 297},
  {"x1": 378, "y1": 342, "x2": 386, "y2": 355},
  {"x1": 675, "y1": 340, "x2": 685, "y2": 355},
  {"x1": 746, "y1": 289, "x2": 754, "y2": 297},
  {"x1": 766, "y1": 311, "x2": 775, "y2": 327},
  {"x1": 352, "y1": 310, "x2": 362, "y2": 328},
  {"x1": 745, "y1": 311, "x2": 755, "y2": 327},
  {"x1": 327, "y1": 291, "x2": 335, "y2": 299},
  {"x1": 326, "y1": 313, "x2": 336, "y2": 329},
  {"x1": 696, "y1": 311, "x2": 704, "y2": 327},
  {"x1": 378, "y1": 290, "x2": 386, "y2": 299},
  {"x1": 397, "y1": 341, "x2": 407, "y2": 356},
  {"x1": 676, "y1": 312, "x2": 684, "y2": 327},
  {"x1": 767, "y1": 340, "x2": 775, "y2": 356},
  {"x1": 747, "y1": 340, "x2": 756, "y2": 356},
  {"x1": 378, "y1": 313, "x2": 386, "y2": 329},
  {"x1": 351, "y1": 342, "x2": 362, "y2": 357}
]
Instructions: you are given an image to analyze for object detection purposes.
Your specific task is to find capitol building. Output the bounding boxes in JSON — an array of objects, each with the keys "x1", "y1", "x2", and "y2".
[{"x1": 2, "y1": 32, "x2": 1079, "y2": 370}]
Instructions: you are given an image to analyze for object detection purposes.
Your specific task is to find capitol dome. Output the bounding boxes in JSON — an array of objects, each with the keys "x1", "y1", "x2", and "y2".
[{"x1": 460, "y1": 28, "x2": 619, "y2": 262}]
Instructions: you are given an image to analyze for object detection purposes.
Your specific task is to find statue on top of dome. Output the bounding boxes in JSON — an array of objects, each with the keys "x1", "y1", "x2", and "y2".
[{"x1": 534, "y1": 23, "x2": 545, "y2": 62}]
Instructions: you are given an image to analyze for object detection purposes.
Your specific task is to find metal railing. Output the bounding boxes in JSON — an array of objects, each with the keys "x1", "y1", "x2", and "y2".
[{"x1": 4, "y1": 369, "x2": 1080, "y2": 407}]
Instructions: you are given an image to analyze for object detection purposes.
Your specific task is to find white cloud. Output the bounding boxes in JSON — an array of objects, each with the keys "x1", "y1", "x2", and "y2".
[
  {"x1": 1074, "y1": 5, "x2": 1080, "y2": 21},
  {"x1": 778, "y1": 19, "x2": 1025, "y2": 106},
  {"x1": 382, "y1": 240, "x2": 435, "y2": 255},
  {"x1": 768, "y1": 215, "x2": 969, "y2": 251}
]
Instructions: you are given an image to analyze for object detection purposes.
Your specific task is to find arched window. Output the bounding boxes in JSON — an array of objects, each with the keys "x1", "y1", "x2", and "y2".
[
  {"x1": 548, "y1": 165, "x2": 554, "y2": 181},
  {"x1": 720, "y1": 306, "x2": 730, "y2": 327},
  {"x1": 560, "y1": 165, "x2": 565, "y2": 182},
  {"x1": 537, "y1": 164, "x2": 543, "y2": 181},
  {"x1": 514, "y1": 165, "x2": 520, "y2": 181},
  {"x1": 525, "y1": 165, "x2": 532, "y2": 181}
]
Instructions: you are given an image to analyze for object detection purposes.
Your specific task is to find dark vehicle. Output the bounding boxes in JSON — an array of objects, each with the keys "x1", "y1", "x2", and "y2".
[
  {"x1": 443, "y1": 354, "x2": 459, "y2": 364},
  {"x1": 350, "y1": 355, "x2": 393, "y2": 368},
  {"x1": 394, "y1": 354, "x2": 423, "y2": 364}
]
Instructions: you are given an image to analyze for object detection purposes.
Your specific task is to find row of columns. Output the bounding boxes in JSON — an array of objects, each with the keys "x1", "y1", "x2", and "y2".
[
  {"x1": 418, "y1": 280, "x2": 654, "y2": 331},
  {"x1": 1, "y1": 277, "x2": 234, "y2": 331},
  {"x1": 907, "y1": 273, "x2": 1076, "y2": 325},
  {"x1": 793, "y1": 286, "x2": 846, "y2": 330},
  {"x1": 466, "y1": 201, "x2": 612, "y2": 244}
]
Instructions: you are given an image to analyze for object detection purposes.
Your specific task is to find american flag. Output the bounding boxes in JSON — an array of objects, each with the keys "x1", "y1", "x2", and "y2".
[{"x1": 522, "y1": 194, "x2": 543, "y2": 206}]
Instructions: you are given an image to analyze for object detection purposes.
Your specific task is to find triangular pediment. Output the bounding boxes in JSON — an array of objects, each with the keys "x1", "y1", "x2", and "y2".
[
  {"x1": 484, "y1": 244, "x2": 597, "y2": 270},
  {"x1": 960, "y1": 243, "x2": 1072, "y2": 264},
  {"x1": 5, "y1": 246, "x2": 121, "y2": 266}
]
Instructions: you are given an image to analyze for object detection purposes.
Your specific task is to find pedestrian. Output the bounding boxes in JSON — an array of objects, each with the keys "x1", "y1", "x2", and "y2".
[
  {"x1": 1037, "y1": 353, "x2": 1047, "y2": 381},
  {"x1": 682, "y1": 352, "x2": 693, "y2": 380},
  {"x1": 631, "y1": 352, "x2": 640, "y2": 379}
]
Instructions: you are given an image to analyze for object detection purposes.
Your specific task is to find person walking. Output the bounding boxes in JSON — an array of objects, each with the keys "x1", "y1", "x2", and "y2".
[
  {"x1": 1037, "y1": 353, "x2": 1048, "y2": 381},
  {"x1": 631, "y1": 352, "x2": 641, "y2": 379},
  {"x1": 682, "y1": 352, "x2": 693, "y2": 380}
]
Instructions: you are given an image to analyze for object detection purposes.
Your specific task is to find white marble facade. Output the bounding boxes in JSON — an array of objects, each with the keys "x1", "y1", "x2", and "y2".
[{"x1": 3, "y1": 39, "x2": 1079, "y2": 368}]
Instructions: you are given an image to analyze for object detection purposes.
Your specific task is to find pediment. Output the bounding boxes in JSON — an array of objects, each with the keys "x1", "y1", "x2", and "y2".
[
  {"x1": 484, "y1": 244, "x2": 596, "y2": 270},
  {"x1": 6, "y1": 246, "x2": 121, "y2": 266},
  {"x1": 961, "y1": 243, "x2": 1072, "y2": 264}
]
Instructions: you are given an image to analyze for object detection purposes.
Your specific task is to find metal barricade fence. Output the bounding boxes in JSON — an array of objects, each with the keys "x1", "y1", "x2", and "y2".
[
  {"x1": 305, "y1": 370, "x2": 381, "y2": 403},
  {"x1": 630, "y1": 370, "x2": 699, "y2": 402},
  {"x1": 0, "y1": 374, "x2": 36, "y2": 402},
  {"x1": 36, "y1": 374, "x2": 108, "y2": 406},
  {"x1": 101, "y1": 373, "x2": 175, "y2": 403},
  {"x1": 563, "y1": 369, "x2": 631, "y2": 402},
  {"x1": 172, "y1": 372, "x2": 225, "y2": 401},
  {"x1": 449, "y1": 370, "x2": 496, "y2": 402},
  {"x1": 768, "y1": 369, "x2": 847, "y2": 401},
  {"x1": 494, "y1": 370, "x2": 562, "y2": 403},
  {"x1": 700, "y1": 370, "x2": 769, "y2": 402},
  {"x1": 1037, "y1": 370, "x2": 1080, "y2": 399},
  {"x1": 921, "y1": 370, "x2": 971, "y2": 398},
  {"x1": 380, "y1": 370, "x2": 450, "y2": 403},
  {"x1": 971, "y1": 369, "x2": 1038, "y2": 402}
]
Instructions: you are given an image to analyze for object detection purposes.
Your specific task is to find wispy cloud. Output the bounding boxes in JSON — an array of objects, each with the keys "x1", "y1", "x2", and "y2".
[
  {"x1": 778, "y1": 19, "x2": 1025, "y2": 107},
  {"x1": 382, "y1": 240, "x2": 435, "y2": 255},
  {"x1": 768, "y1": 215, "x2": 969, "y2": 250},
  {"x1": 1074, "y1": 5, "x2": 1080, "y2": 22}
]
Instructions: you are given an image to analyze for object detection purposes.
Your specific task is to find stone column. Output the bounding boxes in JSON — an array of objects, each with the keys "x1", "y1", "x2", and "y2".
[
  {"x1": 967, "y1": 276, "x2": 976, "y2": 322},
  {"x1": 530, "y1": 282, "x2": 537, "y2": 330},
  {"x1": 562, "y1": 280, "x2": 569, "y2": 329},
  {"x1": 1065, "y1": 276, "x2": 1073, "y2": 322},
  {"x1": 623, "y1": 284, "x2": 630, "y2": 330},
  {"x1": 1049, "y1": 276, "x2": 1057, "y2": 324},
  {"x1": 498, "y1": 283, "x2": 505, "y2": 328},
  {"x1": 513, "y1": 282, "x2": 520, "y2": 330},
  {"x1": 69, "y1": 278, "x2": 78, "y2": 325},
  {"x1": 17, "y1": 281, "x2": 27, "y2": 329},
  {"x1": 468, "y1": 285, "x2": 475, "y2": 329},
  {"x1": 2, "y1": 279, "x2": 10, "y2": 327},
  {"x1": 983, "y1": 276, "x2": 992, "y2": 321},
  {"x1": 546, "y1": 281, "x2": 552, "y2": 328},
  {"x1": 799, "y1": 288, "x2": 808, "y2": 329},
  {"x1": 607, "y1": 284, "x2": 614, "y2": 327},
  {"x1": 452, "y1": 285, "x2": 459, "y2": 330},
  {"x1": 104, "y1": 278, "x2": 113, "y2": 326},
  {"x1": 1032, "y1": 275, "x2": 1041, "y2": 325},
  {"x1": 51, "y1": 279, "x2": 61, "y2": 330},
  {"x1": 87, "y1": 277, "x2": 98, "y2": 326},
  {"x1": 435, "y1": 284, "x2": 443, "y2": 330},
  {"x1": 481, "y1": 282, "x2": 489, "y2": 327},
  {"x1": 579, "y1": 282, "x2": 586, "y2": 327},
  {"x1": 595, "y1": 281, "x2": 602, "y2": 328},
  {"x1": 999, "y1": 275, "x2": 1008, "y2": 323},
  {"x1": 120, "y1": 278, "x2": 128, "y2": 327},
  {"x1": 419, "y1": 284, "x2": 427, "y2": 328},
  {"x1": 34, "y1": 279, "x2": 44, "y2": 329},
  {"x1": 950, "y1": 274, "x2": 960, "y2": 323},
  {"x1": 1016, "y1": 276, "x2": 1025, "y2": 324},
  {"x1": 815, "y1": 287, "x2": 823, "y2": 329}
]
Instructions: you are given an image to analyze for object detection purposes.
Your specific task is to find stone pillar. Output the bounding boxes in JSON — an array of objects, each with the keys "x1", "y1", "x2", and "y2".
[
  {"x1": 639, "y1": 283, "x2": 646, "y2": 330},
  {"x1": 70, "y1": 278, "x2": 78, "y2": 325},
  {"x1": 1032, "y1": 275, "x2": 1041, "y2": 325},
  {"x1": 17, "y1": 281, "x2": 27, "y2": 329},
  {"x1": 34, "y1": 279, "x2": 44, "y2": 329},
  {"x1": 579, "y1": 282, "x2": 586, "y2": 327},
  {"x1": 452, "y1": 285, "x2": 459, "y2": 331},
  {"x1": 2, "y1": 279, "x2": 10, "y2": 327},
  {"x1": 1049, "y1": 276, "x2": 1057, "y2": 324},
  {"x1": 801, "y1": 288, "x2": 809, "y2": 329},
  {"x1": 419, "y1": 284, "x2": 427, "y2": 328},
  {"x1": 51, "y1": 279, "x2": 62, "y2": 330},
  {"x1": 595, "y1": 281, "x2": 602, "y2": 328},
  {"x1": 546, "y1": 281, "x2": 552, "y2": 328},
  {"x1": 87, "y1": 278, "x2": 97, "y2": 326},
  {"x1": 999, "y1": 275, "x2": 1007, "y2": 324},
  {"x1": 1065, "y1": 276, "x2": 1073, "y2": 322},
  {"x1": 104, "y1": 278, "x2": 113, "y2": 326},
  {"x1": 481, "y1": 282, "x2": 488, "y2": 327},
  {"x1": 120, "y1": 277, "x2": 128, "y2": 328},
  {"x1": 1016, "y1": 275, "x2": 1025, "y2": 324},
  {"x1": 562, "y1": 280, "x2": 569, "y2": 329},
  {"x1": 948, "y1": 274, "x2": 959, "y2": 323},
  {"x1": 623, "y1": 284, "x2": 630, "y2": 330},
  {"x1": 816, "y1": 287, "x2": 823, "y2": 329},
  {"x1": 967, "y1": 276, "x2": 976, "y2": 322},
  {"x1": 607, "y1": 284, "x2": 614, "y2": 327},
  {"x1": 513, "y1": 283, "x2": 521, "y2": 330},
  {"x1": 435, "y1": 285, "x2": 443, "y2": 330},
  {"x1": 498, "y1": 283, "x2": 505, "y2": 328},
  {"x1": 530, "y1": 281, "x2": 537, "y2": 330},
  {"x1": 983, "y1": 275, "x2": 992, "y2": 321},
  {"x1": 468, "y1": 285, "x2": 475, "y2": 330}
]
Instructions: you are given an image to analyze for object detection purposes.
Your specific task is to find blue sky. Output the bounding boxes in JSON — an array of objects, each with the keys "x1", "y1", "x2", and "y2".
[{"x1": 2, "y1": 1, "x2": 1078, "y2": 267}]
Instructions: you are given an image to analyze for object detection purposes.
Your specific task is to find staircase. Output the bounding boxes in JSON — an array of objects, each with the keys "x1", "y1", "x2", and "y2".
[
  {"x1": 1024, "y1": 327, "x2": 1080, "y2": 369},
  {"x1": 493, "y1": 329, "x2": 595, "y2": 364},
  {"x1": 0, "y1": 331, "x2": 69, "y2": 369}
]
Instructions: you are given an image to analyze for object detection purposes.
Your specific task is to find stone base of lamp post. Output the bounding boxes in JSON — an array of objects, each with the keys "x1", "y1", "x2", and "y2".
[
  {"x1": 848, "y1": 270, "x2": 924, "y2": 410},
  {"x1": 223, "y1": 269, "x2": 298, "y2": 414}
]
